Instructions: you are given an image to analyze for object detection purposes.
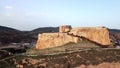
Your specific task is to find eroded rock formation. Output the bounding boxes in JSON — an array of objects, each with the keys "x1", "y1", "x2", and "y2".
[
  {"x1": 35, "y1": 25, "x2": 110, "y2": 49},
  {"x1": 69, "y1": 27, "x2": 110, "y2": 45},
  {"x1": 59, "y1": 25, "x2": 72, "y2": 33},
  {"x1": 35, "y1": 33, "x2": 79, "y2": 49}
]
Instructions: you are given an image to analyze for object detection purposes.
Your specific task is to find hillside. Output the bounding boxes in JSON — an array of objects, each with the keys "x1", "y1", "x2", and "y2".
[
  {"x1": 0, "y1": 26, "x2": 35, "y2": 45},
  {"x1": 1, "y1": 46, "x2": 120, "y2": 68},
  {"x1": 1, "y1": 38, "x2": 120, "y2": 68},
  {"x1": 109, "y1": 29, "x2": 120, "y2": 46},
  {"x1": 0, "y1": 25, "x2": 21, "y2": 33},
  {"x1": 0, "y1": 26, "x2": 120, "y2": 68},
  {"x1": 109, "y1": 29, "x2": 120, "y2": 33},
  {"x1": 32, "y1": 27, "x2": 59, "y2": 33},
  {"x1": 0, "y1": 26, "x2": 59, "y2": 45},
  {"x1": 30, "y1": 27, "x2": 59, "y2": 36}
]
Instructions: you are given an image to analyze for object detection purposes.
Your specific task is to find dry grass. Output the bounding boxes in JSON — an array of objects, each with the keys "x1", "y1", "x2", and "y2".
[{"x1": 26, "y1": 39, "x2": 100, "y2": 55}]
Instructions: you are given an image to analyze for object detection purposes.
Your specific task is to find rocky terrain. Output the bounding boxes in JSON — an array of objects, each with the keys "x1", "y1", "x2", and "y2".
[
  {"x1": 0, "y1": 37, "x2": 120, "y2": 68},
  {"x1": 36, "y1": 25, "x2": 110, "y2": 50},
  {"x1": 0, "y1": 25, "x2": 120, "y2": 68},
  {"x1": 0, "y1": 48, "x2": 120, "y2": 68}
]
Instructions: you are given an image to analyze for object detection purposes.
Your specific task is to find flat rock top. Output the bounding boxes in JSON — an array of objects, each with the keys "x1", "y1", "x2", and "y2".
[{"x1": 70, "y1": 27, "x2": 107, "y2": 31}]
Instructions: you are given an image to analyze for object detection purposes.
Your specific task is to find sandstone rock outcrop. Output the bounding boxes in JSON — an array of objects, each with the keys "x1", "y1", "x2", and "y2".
[
  {"x1": 69, "y1": 27, "x2": 110, "y2": 45},
  {"x1": 35, "y1": 25, "x2": 110, "y2": 49},
  {"x1": 59, "y1": 25, "x2": 72, "y2": 33},
  {"x1": 36, "y1": 33, "x2": 79, "y2": 49}
]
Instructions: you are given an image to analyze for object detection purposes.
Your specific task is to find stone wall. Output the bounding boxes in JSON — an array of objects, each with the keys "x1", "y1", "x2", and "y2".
[{"x1": 35, "y1": 26, "x2": 110, "y2": 49}]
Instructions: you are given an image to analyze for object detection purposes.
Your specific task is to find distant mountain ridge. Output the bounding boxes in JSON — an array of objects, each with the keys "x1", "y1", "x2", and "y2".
[
  {"x1": 1, "y1": 25, "x2": 119, "y2": 34},
  {"x1": 0, "y1": 25, "x2": 21, "y2": 33},
  {"x1": 109, "y1": 29, "x2": 120, "y2": 33},
  {"x1": 0, "y1": 25, "x2": 33, "y2": 45},
  {"x1": 0, "y1": 26, "x2": 59, "y2": 45},
  {"x1": 32, "y1": 27, "x2": 59, "y2": 33}
]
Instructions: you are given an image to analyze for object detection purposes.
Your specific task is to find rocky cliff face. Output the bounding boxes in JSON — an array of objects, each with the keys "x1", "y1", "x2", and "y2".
[
  {"x1": 69, "y1": 27, "x2": 110, "y2": 45},
  {"x1": 35, "y1": 26, "x2": 110, "y2": 49},
  {"x1": 35, "y1": 33, "x2": 79, "y2": 49}
]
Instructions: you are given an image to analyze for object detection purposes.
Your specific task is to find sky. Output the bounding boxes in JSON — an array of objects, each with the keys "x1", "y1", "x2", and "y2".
[{"x1": 0, "y1": 0, "x2": 120, "y2": 30}]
